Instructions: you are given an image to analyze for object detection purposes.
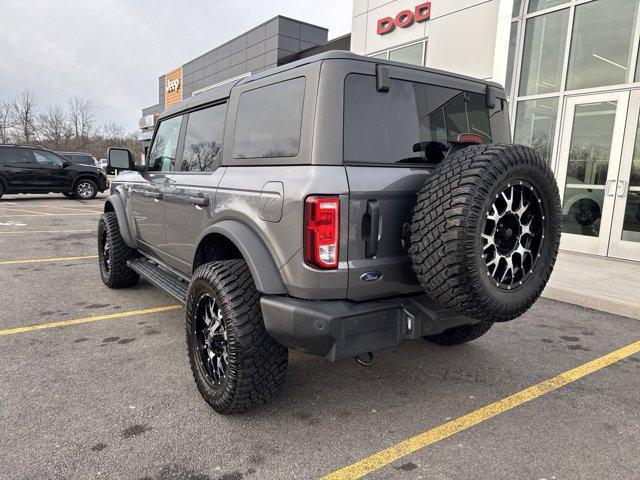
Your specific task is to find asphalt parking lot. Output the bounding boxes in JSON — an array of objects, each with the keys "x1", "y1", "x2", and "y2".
[{"x1": 1, "y1": 193, "x2": 639, "y2": 480}]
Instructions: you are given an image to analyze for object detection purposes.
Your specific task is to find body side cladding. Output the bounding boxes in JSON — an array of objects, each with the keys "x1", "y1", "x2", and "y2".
[{"x1": 195, "y1": 220, "x2": 287, "y2": 295}]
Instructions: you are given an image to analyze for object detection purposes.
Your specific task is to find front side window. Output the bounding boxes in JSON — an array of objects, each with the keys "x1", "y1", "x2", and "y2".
[
  {"x1": 148, "y1": 115, "x2": 183, "y2": 172},
  {"x1": 181, "y1": 104, "x2": 226, "y2": 172},
  {"x1": 34, "y1": 150, "x2": 64, "y2": 167},
  {"x1": 344, "y1": 75, "x2": 495, "y2": 166},
  {"x1": 233, "y1": 77, "x2": 305, "y2": 159}
]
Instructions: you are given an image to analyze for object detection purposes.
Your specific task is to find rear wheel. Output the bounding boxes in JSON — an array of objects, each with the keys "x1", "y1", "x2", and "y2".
[
  {"x1": 74, "y1": 179, "x2": 97, "y2": 200},
  {"x1": 425, "y1": 322, "x2": 493, "y2": 346},
  {"x1": 98, "y1": 212, "x2": 139, "y2": 288},
  {"x1": 186, "y1": 260, "x2": 288, "y2": 414},
  {"x1": 409, "y1": 144, "x2": 561, "y2": 322}
]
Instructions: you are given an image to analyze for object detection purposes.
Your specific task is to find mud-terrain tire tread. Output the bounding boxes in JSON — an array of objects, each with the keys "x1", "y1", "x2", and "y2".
[
  {"x1": 186, "y1": 260, "x2": 288, "y2": 414},
  {"x1": 409, "y1": 144, "x2": 561, "y2": 322},
  {"x1": 425, "y1": 321, "x2": 494, "y2": 346},
  {"x1": 98, "y1": 212, "x2": 139, "y2": 288}
]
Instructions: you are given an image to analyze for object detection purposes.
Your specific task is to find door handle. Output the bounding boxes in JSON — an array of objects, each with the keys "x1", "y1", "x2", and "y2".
[
  {"x1": 188, "y1": 196, "x2": 210, "y2": 207},
  {"x1": 364, "y1": 200, "x2": 380, "y2": 258},
  {"x1": 139, "y1": 190, "x2": 163, "y2": 200},
  {"x1": 617, "y1": 180, "x2": 628, "y2": 197},
  {"x1": 605, "y1": 179, "x2": 617, "y2": 197}
]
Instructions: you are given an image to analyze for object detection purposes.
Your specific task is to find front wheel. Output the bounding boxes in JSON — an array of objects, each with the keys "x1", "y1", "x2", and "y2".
[
  {"x1": 98, "y1": 212, "x2": 139, "y2": 288},
  {"x1": 74, "y1": 179, "x2": 97, "y2": 200},
  {"x1": 186, "y1": 260, "x2": 288, "y2": 414}
]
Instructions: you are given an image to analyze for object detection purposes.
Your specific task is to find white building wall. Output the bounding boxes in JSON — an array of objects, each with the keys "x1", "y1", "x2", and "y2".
[{"x1": 351, "y1": 0, "x2": 513, "y2": 83}]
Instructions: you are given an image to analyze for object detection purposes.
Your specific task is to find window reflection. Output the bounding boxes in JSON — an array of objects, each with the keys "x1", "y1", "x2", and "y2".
[
  {"x1": 514, "y1": 98, "x2": 559, "y2": 164},
  {"x1": 182, "y1": 104, "x2": 226, "y2": 172}
]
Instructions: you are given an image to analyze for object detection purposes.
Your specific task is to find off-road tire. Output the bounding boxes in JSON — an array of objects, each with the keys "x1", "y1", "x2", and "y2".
[
  {"x1": 186, "y1": 260, "x2": 288, "y2": 414},
  {"x1": 425, "y1": 321, "x2": 493, "y2": 346},
  {"x1": 409, "y1": 144, "x2": 561, "y2": 322},
  {"x1": 98, "y1": 212, "x2": 139, "y2": 288},
  {"x1": 74, "y1": 179, "x2": 98, "y2": 199}
]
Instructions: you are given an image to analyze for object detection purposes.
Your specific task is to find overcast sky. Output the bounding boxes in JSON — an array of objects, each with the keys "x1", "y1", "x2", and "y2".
[{"x1": 0, "y1": 0, "x2": 353, "y2": 133}]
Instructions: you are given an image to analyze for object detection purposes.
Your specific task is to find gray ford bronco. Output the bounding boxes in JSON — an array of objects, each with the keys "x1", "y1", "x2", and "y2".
[{"x1": 99, "y1": 51, "x2": 561, "y2": 414}]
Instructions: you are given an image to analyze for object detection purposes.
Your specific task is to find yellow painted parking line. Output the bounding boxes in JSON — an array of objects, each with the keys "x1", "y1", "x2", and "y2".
[
  {"x1": 321, "y1": 339, "x2": 640, "y2": 480},
  {"x1": 0, "y1": 255, "x2": 98, "y2": 265},
  {"x1": 0, "y1": 229, "x2": 93, "y2": 235},
  {"x1": 0, "y1": 207, "x2": 53, "y2": 216},
  {"x1": 0, "y1": 212, "x2": 100, "y2": 218},
  {"x1": 0, "y1": 305, "x2": 182, "y2": 337}
]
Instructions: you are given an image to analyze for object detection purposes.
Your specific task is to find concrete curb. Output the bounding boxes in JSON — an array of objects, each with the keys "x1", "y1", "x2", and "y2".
[{"x1": 542, "y1": 283, "x2": 640, "y2": 321}]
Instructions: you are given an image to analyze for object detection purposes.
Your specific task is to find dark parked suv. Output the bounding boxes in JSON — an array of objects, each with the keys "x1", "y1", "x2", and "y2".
[
  {"x1": 57, "y1": 151, "x2": 102, "y2": 169},
  {"x1": 99, "y1": 51, "x2": 561, "y2": 414},
  {"x1": 0, "y1": 145, "x2": 109, "y2": 200}
]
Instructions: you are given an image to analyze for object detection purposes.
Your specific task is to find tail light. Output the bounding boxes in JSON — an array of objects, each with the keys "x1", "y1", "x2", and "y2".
[
  {"x1": 304, "y1": 196, "x2": 339, "y2": 269},
  {"x1": 457, "y1": 133, "x2": 483, "y2": 144}
]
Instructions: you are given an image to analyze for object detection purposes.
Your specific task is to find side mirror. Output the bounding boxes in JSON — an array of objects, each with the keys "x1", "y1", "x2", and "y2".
[{"x1": 107, "y1": 147, "x2": 134, "y2": 171}]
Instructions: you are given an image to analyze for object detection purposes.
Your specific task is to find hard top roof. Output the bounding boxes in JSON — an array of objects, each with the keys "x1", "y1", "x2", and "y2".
[{"x1": 158, "y1": 50, "x2": 504, "y2": 120}]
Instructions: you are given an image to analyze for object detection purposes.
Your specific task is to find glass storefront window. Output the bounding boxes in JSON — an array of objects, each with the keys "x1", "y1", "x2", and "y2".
[
  {"x1": 512, "y1": 0, "x2": 523, "y2": 17},
  {"x1": 566, "y1": 0, "x2": 639, "y2": 91},
  {"x1": 622, "y1": 118, "x2": 640, "y2": 243},
  {"x1": 389, "y1": 43, "x2": 423, "y2": 66},
  {"x1": 562, "y1": 102, "x2": 617, "y2": 237},
  {"x1": 505, "y1": 22, "x2": 518, "y2": 97},
  {"x1": 528, "y1": 0, "x2": 567, "y2": 14},
  {"x1": 519, "y1": 9, "x2": 569, "y2": 96},
  {"x1": 514, "y1": 97, "x2": 559, "y2": 164}
]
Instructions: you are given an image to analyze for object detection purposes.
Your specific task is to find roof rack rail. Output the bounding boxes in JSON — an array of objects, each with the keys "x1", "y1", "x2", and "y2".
[{"x1": 191, "y1": 72, "x2": 251, "y2": 97}]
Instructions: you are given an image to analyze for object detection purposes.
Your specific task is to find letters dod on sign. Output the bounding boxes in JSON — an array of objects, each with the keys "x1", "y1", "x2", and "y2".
[{"x1": 377, "y1": 1, "x2": 431, "y2": 35}]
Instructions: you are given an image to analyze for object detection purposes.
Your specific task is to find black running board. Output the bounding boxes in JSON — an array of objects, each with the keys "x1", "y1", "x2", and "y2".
[{"x1": 128, "y1": 257, "x2": 189, "y2": 304}]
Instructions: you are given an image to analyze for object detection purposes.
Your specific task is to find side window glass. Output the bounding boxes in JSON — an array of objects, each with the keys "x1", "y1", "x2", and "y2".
[
  {"x1": 233, "y1": 77, "x2": 306, "y2": 159},
  {"x1": 181, "y1": 104, "x2": 226, "y2": 172},
  {"x1": 7, "y1": 148, "x2": 35, "y2": 165},
  {"x1": 34, "y1": 151, "x2": 63, "y2": 167},
  {"x1": 148, "y1": 115, "x2": 183, "y2": 172}
]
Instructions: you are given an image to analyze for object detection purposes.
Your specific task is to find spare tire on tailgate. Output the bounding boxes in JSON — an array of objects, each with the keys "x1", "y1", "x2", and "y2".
[{"x1": 409, "y1": 144, "x2": 561, "y2": 323}]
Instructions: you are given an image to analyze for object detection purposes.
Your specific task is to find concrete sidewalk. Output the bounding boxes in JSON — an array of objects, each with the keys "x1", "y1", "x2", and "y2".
[{"x1": 542, "y1": 250, "x2": 640, "y2": 320}]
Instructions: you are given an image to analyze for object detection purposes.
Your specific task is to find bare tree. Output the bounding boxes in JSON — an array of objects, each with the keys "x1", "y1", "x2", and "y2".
[
  {"x1": 101, "y1": 122, "x2": 125, "y2": 140},
  {"x1": 9, "y1": 90, "x2": 38, "y2": 143},
  {"x1": 38, "y1": 105, "x2": 72, "y2": 150},
  {"x1": 0, "y1": 101, "x2": 12, "y2": 143},
  {"x1": 68, "y1": 96, "x2": 95, "y2": 149}
]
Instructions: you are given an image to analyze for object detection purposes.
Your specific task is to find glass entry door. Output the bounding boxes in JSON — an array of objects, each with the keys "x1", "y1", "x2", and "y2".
[
  {"x1": 556, "y1": 92, "x2": 629, "y2": 256},
  {"x1": 608, "y1": 90, "x2": 640, "y2": 261}
]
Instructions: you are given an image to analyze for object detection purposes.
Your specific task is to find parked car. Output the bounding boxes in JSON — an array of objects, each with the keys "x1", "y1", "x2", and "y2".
[
  {"x1": 57, "y1": 151, "x2": 102, "y2": 169},
  {"x1": 0, "y1": 144, "x2": 109, "y2": 199},
  {"x1": 98, "y1": 51, "x2": 561, "y2": 414}
]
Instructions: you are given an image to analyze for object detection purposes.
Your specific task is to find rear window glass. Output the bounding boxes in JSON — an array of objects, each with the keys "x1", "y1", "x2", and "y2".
[
  {"x1": 344, "y1": 74, "x2": 493, "y2": 165},
  {"x1": 233, "y1": 77, "x2": 305, "y2": 159}
]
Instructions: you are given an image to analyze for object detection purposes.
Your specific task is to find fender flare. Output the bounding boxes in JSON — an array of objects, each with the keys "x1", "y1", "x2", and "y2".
[
  {"x1": 104, "y1": 194, "x2": 136, "y2": 249},
  {"x1": 196, "y1": 220, "x2": 286, "y2": 295}
]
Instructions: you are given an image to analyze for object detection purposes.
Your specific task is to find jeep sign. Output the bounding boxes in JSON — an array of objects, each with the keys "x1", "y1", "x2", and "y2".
[
  {"x1": 166, "y1": 78, "x2": 180, "y2": 93},
  {"x1": 377, "y1": 2, "x2": 431, "y2": 35}
]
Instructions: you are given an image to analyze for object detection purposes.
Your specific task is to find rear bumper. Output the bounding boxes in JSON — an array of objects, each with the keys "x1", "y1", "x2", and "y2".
[{"x1": 260, "y1": 294, "x2": 479, "y2": 361}]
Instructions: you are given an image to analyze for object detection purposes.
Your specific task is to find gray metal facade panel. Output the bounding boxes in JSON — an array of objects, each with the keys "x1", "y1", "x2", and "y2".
[
  {"x1": 204, "y1": 50, "x2": 216, "y2": 66},
  {"x1": 217, "y1": 42, "x2": 231, "y2": 60},
  {"x1": 215, "y1": 69, "x2": 230, "y2": 82},
  {"x1": 265, "y1": 35, "x2": 278, "y2": 52},
  {"x1": 228, "y1": 62, "x2": 247, "y2": 78},
  {"x1": 246, "y1": 54, "x2": 266, "y2": 71},
  {"x1": 278, "y1": 35, "x2": 300, "y2": 53},
  {"x1": 183, "y1": 61, "x2": 193, "y2": 76},
  {"x1": 265, "y1": 18, "x2": 278, "y2": 38},
  {"x1": 192, "y1": 55, "x2": 204, "y2": 71},
  {"x1": 264, "y1": 49, "x2": 278, "y2": 66},
  {"x1": 247, "y1": 25, "x2": 266, "y2": 47},
  {"x1": 229, "y1": 35, "x2": 247, "y2": 55},
  {"x1": 204, "y1": 63, "x2": 216, "y2": 78},
  {"x1": 277, "y1": 17, "x2": 301, "y2": 38},
  {"x1": 247, "y1": 41, "x2": 266, "y2": 60},
  {"x1": 300, "y1": 24, "x2": 328, "y2": 45},
  {"x1": 192, "y1": 68, "x2": 204, "y2": 81},
  {"x1": 216, "y1": 56, "x2": 230, "y2": 71},
  {"x1": 229, "y1": 50, "x2": 246, "y2": 67}
]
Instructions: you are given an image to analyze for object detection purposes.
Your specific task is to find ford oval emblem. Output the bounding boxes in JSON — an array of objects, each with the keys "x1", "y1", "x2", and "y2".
[{"x1": 360, "y1": 271, "x2": 383, "y2": 283}]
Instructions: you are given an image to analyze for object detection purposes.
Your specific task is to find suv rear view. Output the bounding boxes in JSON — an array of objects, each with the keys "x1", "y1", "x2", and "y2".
[{"x1": 98, "y1": 52, "x2": 560, "y2": 414}]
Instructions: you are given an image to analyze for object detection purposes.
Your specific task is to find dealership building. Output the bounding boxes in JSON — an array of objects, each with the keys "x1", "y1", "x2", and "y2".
[{"x1": 140, "y1": 0, "x2": 640, "y2": 263}]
